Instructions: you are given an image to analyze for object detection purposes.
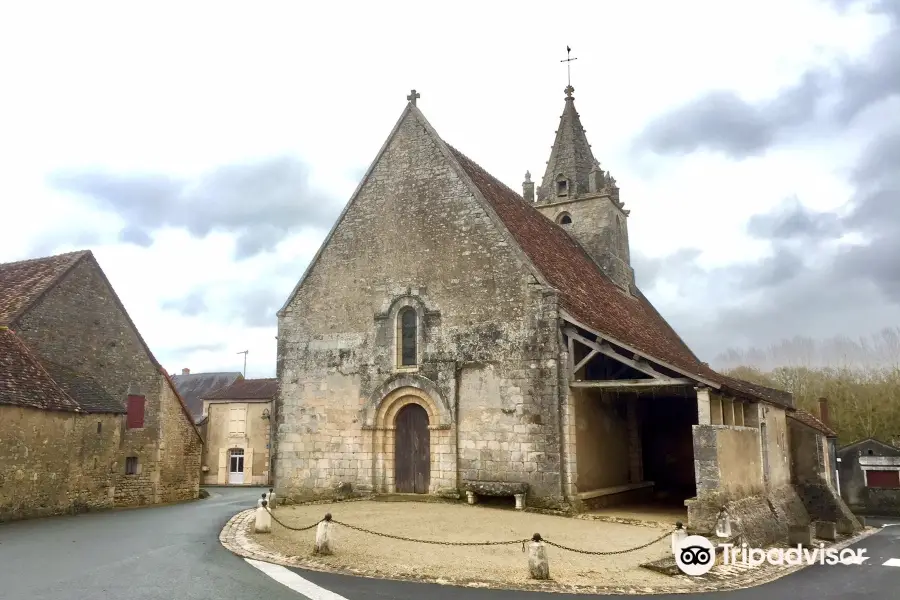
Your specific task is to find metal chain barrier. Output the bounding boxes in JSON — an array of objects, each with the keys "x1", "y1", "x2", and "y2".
[
  {"x1": 263, "y1": 507, "x2": 673, "y2": 554},
  {"x1": 332, "y1": 518, "x2": 529, "y2": 547},
  {"x1": 265, "y1": 509, "x2": 322, "y2": 532},
  {"x1": 541, "y1": 529, "x2": 671, "y2": 555}
]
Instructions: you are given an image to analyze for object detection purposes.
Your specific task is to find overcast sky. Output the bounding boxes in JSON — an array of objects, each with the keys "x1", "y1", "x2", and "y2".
[{"x1": 1, "y1": 0, "x2": 897, "y2": 378}]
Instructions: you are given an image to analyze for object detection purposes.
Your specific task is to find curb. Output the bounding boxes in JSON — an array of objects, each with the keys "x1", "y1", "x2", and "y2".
[{"x1": 219, "y1": 506, "x2": 881, "y2": 596}]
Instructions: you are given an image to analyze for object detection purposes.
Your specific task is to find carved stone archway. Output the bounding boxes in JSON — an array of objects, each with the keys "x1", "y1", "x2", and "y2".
[{"x1": 361, "y1": 385, "x2": 457, "y2": 495}]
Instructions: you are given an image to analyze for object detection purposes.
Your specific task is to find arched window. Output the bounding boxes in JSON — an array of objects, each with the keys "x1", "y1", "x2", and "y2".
[
  {"x1": 557, "y1": 212, "x2": 572, "y2": 225},
  {"x1": 397, "y1": 307, "x2": 417, "y2": 367}
]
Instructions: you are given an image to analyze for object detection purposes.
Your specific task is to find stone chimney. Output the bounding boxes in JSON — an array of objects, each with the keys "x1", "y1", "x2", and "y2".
[
  {"x1": 819, "y1": 397, "x2": 830, "y2": 427},
  {"x1": 182, "y1": 368, "x2": 191, "y2": 375},
  {"x1": 523, "y1": 171, "x2": 535, "y2": 203}
]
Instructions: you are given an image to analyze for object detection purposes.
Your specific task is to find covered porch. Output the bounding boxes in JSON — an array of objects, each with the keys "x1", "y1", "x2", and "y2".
[{"x1": 561, "y1": 322, "x2": 704, "y2": 520}]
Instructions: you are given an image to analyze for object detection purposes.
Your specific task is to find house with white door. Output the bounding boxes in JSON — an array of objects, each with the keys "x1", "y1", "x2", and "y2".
[{"x1": 198, "y1": 378, "x2": 277, "y2": 485}]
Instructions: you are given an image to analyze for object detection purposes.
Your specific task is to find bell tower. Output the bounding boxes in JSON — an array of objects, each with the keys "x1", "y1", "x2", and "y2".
[{"x1": 526, "y1": 84, "x2": 634, "y2": 292}]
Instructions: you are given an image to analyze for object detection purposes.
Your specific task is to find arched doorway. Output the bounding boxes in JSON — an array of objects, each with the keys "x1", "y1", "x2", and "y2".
[{"x1": 394, "y1": 403, "x2": 430, "y2": 493}]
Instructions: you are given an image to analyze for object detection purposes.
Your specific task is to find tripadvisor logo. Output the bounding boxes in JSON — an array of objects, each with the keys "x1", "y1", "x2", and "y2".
[
  {"x1": 674, "y1": 535, "x2": 716, "y2": 576},
  {"x1": 674, "y1": 534, "x2": 870, "y2": 576}
]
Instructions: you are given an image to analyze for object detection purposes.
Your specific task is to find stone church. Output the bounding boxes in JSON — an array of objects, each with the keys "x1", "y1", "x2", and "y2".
[{"x1": 274, "y1": 86, "x2": 859, "y2": 540}]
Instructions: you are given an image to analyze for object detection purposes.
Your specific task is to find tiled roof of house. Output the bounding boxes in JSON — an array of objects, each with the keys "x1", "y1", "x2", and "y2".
[
  {"x1": 789, "y1": 409, "x2": 837, "y2": 438},
  {"x1": 203, "y1": 377, "x2": 278, "y2": 400},
  {"x1": 0, "y1": 251, "x2": 88, "y2": 324},
  {"x1": 40, "y1": 359, "x2": 125, "y2": 414},
  {"x1": 170, "y1": 371, "x2": 244, "y2": 416},
  {"x1": 446, "y1": 146, "x2": 791, "y2": 406},
  {"x1": 0, "y1": 328, "x2": 82, "y2": 412}
]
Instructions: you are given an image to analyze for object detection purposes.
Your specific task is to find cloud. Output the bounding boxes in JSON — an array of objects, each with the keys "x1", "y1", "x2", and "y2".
[
  {"x1": 165, "y1": 342, "x2": 227, "y2": 355},
  {"x1": 47, "y1": 156, "x2": 344, "y2": 259},
  {"x1": 161, "y1": 290, "x2": 207, "y2": 317},
  {"x1": 637, "y1": 106, "x2": 900, "y2": 364},
  {"x1": 160, "y1": 282, "x2": 291, "y2": 329},
  {"x1": 632, "y1": 0, "x2": 900, "y2": 160}
]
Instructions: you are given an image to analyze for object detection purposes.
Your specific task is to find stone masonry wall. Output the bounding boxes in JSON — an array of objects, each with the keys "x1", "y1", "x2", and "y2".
[
  {"x1": 0, "y1": 405, "x2": 121, "y2": 522},
  {"x1": 13, "y1": 256, "x2": 198, "y2": 507},
  {"x1": 788, "y1": 418, "x2": 827, "y2": 483},
  {"x1": 276, "y1": 109, "x2": 565, "y2": 507},
  {"x1": 534, "y1": 195, "x2": 633, "y2": 291},
  {"x1": 157, "y1": 377, "x2": 202, "y2": 501}
]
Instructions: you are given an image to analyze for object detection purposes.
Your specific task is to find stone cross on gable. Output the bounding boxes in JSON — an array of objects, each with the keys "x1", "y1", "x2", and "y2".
[{"x1": 407, "y1": 89, "x2": 420, "y2": 105}]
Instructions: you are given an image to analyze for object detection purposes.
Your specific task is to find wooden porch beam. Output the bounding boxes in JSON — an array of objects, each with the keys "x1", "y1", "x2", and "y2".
[
  {"x1": 570, "y1": 378, "x2": 692, "y2": 389},
  {"x1": 559, "y1": 312, "x2": 722, "y2": 390},
  {"x1": 572, "y1": 349, "x2": 598, "y2": 375},
  {"x1": 563, "y1": 327, "x2": 669, "y2": 380}
]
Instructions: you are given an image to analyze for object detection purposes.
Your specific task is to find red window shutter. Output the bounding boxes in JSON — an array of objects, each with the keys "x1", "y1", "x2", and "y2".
[
  {"x1": 866, "y1": 470, "x2": 900, "y2": 488},
  {"x1": 126, "y1": 395, "x2": 145, "y2": 429}
]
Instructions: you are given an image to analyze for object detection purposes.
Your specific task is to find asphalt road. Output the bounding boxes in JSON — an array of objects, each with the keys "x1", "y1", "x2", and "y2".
[
  {"x1": 1, "y1": 488, "x2": 896, "y2": 600},
  {"x1": 0, "y1": 487, "x2": 300, "y2": 600}
]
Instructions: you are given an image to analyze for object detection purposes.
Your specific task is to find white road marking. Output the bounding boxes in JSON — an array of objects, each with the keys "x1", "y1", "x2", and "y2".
[
  {"x1": 245, "y1": 558, "x2": 350, "y2": 600},
  {"x1": 883, "y1": 558, "x2": 900, "y2": 567}
]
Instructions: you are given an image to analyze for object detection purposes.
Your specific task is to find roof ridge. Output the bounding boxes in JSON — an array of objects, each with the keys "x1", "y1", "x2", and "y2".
[{"x1": 0, "y1": 249, "x2": 90, "y2": 268}]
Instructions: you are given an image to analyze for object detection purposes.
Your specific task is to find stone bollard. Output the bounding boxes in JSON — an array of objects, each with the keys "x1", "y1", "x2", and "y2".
[
  {"x1": 314, "y1": 513, "x2": 334, "y2": 555},
  {"x1": 671, "y1": 521, "x2": 687, "y2": 556},
  {"x1": 715, "y1": 509, "x2": 732, "y2": 538},
  {"x1": 789, "y1": 524, "x2": 813, "y2": 547},
  {"x1": 255, "y1": 500, "x2": 272, "y2": 533},
  {"x1": 257, "y1": 492, "x2": 268, "y2": 508},
  {"x1": 815, "y1": 521, "x2": 837, "y2": 542},
  {"x1": 527, "y1": 533, "x2": 550, "y2": 580},
  {"x1": 514, "y1": 493, "x2": 525, "y2": 510},
  {"x1": 268, "y1": 488, "x2": 276, "y2": 509},
  {"x1": 466, "y1": 491, "x2": 477, "y2": 505}
]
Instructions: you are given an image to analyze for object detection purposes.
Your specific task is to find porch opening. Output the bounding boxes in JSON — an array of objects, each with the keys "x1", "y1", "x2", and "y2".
[{"x1": 567, "y1": 334, "x2": 696, "y2": 523}]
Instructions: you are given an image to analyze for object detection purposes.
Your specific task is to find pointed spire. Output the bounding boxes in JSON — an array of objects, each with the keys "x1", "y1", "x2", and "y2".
[{"x1": 536, "y1": 87, "x2": 597, "y2": 202}]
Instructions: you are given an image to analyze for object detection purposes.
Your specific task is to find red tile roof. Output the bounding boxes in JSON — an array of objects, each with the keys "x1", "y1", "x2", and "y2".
[
  {"x1": 789, "y1": 409, "x2": 837, "y2": 437},
  {"x1": 203, "y1": 378, "x2": 278, "y2": 400},
  {"x1": 446, "y1": 146, "x2": 791, "y2": 406},
  {"x1": 0, "y1": 328, "x2": 82, "y2": 412},
  {"x1": 0, "y1": 251, "x2": 88, "y2": 324}
]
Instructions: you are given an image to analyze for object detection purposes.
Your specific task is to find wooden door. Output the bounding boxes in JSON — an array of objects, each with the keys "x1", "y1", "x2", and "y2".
[{"x1": 394, "y1": 403, "x2": 430, "y2": 494}]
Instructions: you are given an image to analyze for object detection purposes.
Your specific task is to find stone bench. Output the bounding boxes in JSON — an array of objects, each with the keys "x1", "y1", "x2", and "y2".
[{"x1": 463, "y1": 481, "x2": 529, "y2": 510}]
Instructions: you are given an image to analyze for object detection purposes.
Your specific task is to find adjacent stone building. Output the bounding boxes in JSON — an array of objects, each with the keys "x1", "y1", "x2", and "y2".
[
  {"x1": 0, "y1": 250, "x2": 203, "y2": 522},
  {"x1": 199, "y1": 378, "x2": 277, "y2": 486},
  {"x1": 273, "y1": 87, "x2": 860, "y2": 543},
  {"x1": 838, "y1": 437, "x2": 900, "y2": 517}
]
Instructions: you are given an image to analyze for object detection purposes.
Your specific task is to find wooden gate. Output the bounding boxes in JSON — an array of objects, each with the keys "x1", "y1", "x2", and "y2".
[{"x1": 394, "y1": 403, "x2": 430, "y2": 494}]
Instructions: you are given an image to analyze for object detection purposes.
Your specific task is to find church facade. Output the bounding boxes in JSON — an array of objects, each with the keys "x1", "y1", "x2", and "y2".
[{"x1": 274, "y1": 87, "x2": 859, "y2": 540}]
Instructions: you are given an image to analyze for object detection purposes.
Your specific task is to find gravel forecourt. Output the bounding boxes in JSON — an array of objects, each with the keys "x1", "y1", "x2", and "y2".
[{"x1": 251, "y1": 501, "x2": 693, "y2": 590}]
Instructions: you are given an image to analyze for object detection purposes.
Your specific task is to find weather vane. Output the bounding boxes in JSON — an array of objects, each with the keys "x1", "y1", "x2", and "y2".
[{"x1": 561, "y1": 46, "x2": 577, "y2": 87}]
